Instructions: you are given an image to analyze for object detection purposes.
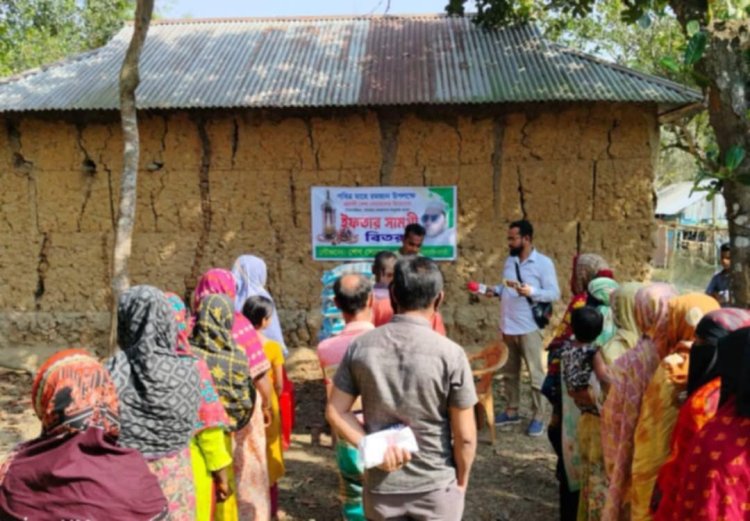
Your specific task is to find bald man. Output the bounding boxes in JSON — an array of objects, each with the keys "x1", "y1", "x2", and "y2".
[
  {"x1": 318, "y1": 273, "x2": 375, "y2": 392},
  {"x1": 317, "y1": 273, "x2": 374, "y2": 521}
]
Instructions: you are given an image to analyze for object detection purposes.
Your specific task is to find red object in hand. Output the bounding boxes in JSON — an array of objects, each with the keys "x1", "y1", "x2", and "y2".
[{"x1": 467, "y1": 281, "x2": 480, "y2": 292}]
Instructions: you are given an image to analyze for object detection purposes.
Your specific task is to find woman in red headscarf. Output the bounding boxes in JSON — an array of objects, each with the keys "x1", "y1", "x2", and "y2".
[{"x1": 0, "y1": 349, "x2": 168, "y2": 520}]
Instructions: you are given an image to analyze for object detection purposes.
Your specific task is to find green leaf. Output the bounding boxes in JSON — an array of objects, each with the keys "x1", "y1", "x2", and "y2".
[
  {"x1": 690, "y1": 69, "x2": 711, "y2": 88},
  {"x1": 684, "y1": 31, "x2": 708, "y2": 65},
  {"x1": 660, "y1": 56, "x2": 681, "y2": 73},
  {"x1": 686, "y1": 20, "x2": 701, "y2": 37},
  {"x1": 706, "y1": 191, "x2": 715, "y2": 202},
  {"x1": 726, "y1": 145, "x2": 746, "y2": 172}
]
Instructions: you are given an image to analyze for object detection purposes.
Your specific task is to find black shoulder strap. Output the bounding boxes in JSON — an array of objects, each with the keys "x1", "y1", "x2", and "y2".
[{"x1": 514, "y1": 261, "x2": 534, "y2": 306}]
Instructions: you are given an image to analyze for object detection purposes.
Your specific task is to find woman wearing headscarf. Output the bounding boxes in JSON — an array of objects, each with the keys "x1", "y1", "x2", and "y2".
[
  {"x1": 587, "y1": 277, "x2": 620, "y2": 348},
  {"x1": 107, "y1": 285, "x2": 202, "y2": 520},
  {"x1": 651, "y1": 308, "x2": 750, "y2": 520},
  {"x1": 600, "y1": 283, "x2": 677, "y2": 521},
  {"x1": 543, "y1": 254, "x2": 610, "y2": 521},
  {"x1": 565, "y1": 278, "x2": 619, "y2": 521},
  {"x1": 166, "y1": 292, "x2": 234, "y2": 521},
  {"x1": 0, "y1": 349, "x2": 168, "y2": 520},
  {"x1": 573, "y1": 282, "x2": 642, "y2": 521},
  {"x1": 193, "y1": 269, "x2": 273, "y2": 521},
  {"x1": 232, "y1": 255, "x2": 287, "y2": 355},
  {"x1": 670, "y1": 326, "x2": 750, "y2": 520},
  {"x1": 629, "y1": 293, "x2": 719, "y2": 521},
  {"x1": 232, "y1": 254, "x2": 297, "y2": 451},
  {"x1": 599, "y1": 282, "x2": 644, "y2": 368}
]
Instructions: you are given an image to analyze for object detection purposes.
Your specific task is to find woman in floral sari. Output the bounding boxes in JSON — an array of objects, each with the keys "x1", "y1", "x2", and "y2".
[
  {"x1": 629, "y1": 293, "x2": 719, "y2": 521},
  {"x1": 193, "y1": 269, "x2": 273, "y2": 521},
  {"x1": 670, "y1": 326, "x2": 750, "y2": 520},
  {"x1": 600, "y1": 283, "x2": 677, "y2": 521},
  {"x1": 543, "y1": 253, "x2": 610, "y2": 521},
  {"x1": 652, "y1": 308, "x2": 750, "y2": 520},
  {"x1": 166, "y1": 292, "x2": 234, "y2": 521}
]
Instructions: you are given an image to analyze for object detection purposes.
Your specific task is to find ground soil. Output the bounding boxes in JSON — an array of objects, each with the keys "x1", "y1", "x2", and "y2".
[{"x1": 0, "y1": 348, "x2": 558, "y2": 521}]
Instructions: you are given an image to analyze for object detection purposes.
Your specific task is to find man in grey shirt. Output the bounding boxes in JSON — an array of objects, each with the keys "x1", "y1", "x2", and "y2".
[{"x1": 327, "y1": 256, "x2": 477, "y2": 521}]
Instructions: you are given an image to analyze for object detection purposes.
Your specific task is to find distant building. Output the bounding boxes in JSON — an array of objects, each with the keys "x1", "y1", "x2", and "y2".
[
  {"x1": 653, "y1": 180, "x2": 727, "y2": 268},
  {"x1": 656, "y1": 180, "x2": 727, "y2": 226}
]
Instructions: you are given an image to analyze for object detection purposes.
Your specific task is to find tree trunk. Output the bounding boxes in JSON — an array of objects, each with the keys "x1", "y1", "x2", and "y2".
[
  {"x1": 704, "y1": 20, "x2": 750, "y2": 306},
  {"x1": 109, "y1": 0, "x2": 155, "y2": 353}
]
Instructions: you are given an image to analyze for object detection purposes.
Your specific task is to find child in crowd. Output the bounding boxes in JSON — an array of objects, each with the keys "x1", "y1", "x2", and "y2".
[
  {"x1": 242, "y1": 295, "x2": 286, "y2": 521},
  {"x1": 706, "y1": 243, "x2": 732, "y2": 306},
  {"x1": 560, "y1": 306, "x2": 604, "y2": 414}
]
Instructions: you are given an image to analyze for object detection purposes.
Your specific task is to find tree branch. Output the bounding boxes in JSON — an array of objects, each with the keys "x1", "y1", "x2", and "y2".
[
  {"x1": 670, "y1": 120, "x2": 720, "y2": 173},
  {"x1": 109, "y1": 0, "x2": 155, "y2": 352}
]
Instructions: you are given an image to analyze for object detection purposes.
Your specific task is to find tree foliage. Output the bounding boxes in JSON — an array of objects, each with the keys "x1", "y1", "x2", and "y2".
[{"x1": 0, "y1": 0, "x2": 133, "y2": 76}]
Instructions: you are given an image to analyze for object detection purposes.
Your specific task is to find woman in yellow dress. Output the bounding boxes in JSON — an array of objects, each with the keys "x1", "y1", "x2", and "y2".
[{"x1": 242, "y1": 295, "x2": 287, "y2": 520}]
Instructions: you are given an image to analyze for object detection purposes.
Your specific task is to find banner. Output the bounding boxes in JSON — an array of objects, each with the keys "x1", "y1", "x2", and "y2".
[{"x1": 311, "y1": 186, "x2": 457, "y2": 261}]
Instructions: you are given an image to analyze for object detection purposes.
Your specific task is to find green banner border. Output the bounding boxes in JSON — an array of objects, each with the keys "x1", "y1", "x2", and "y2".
[{"x1": 314, "y1": 245, "x2": 455, "y2": 260}]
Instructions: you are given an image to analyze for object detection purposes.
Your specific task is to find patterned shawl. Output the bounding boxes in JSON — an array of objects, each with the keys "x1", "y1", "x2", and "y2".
[
  {"x1": 32, "y1": 348, "x2": 120, "y2": 438},
  {"x1": 190, "y1": 294, "x2": 255, "y2": 432},
  {"x1": 0, "y1": 349, "x2": 168, "y2": 521},
  {"x1": 600, "y1": 282, "x2": 643, "y2": 366},
  {"x1": 600, "y1": 283, "x2": 677, "y2": 520},
  {"x1": 669, "y1": 398, "x2": 750, "y2": 521},
  {"x1": 232, "y1": 255, "x2": 287, "y2": 353},
  {"x1": 587, "y1": 277, "x2": 620, "y2": 347},
  {"x1": 165, "y1": 291, "x2": 230, "y2": 434},
  {"x1": 107, "y1": 285, "x2": 201, "y2": 458},
  {"x1": 194, "y1": 269, "x2": 271, "y2": 379}
]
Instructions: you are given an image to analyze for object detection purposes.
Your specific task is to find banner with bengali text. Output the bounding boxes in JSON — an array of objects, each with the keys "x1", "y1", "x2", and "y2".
[{"x1": 311, "y1": 186, "x2": 457, "y2": 261}]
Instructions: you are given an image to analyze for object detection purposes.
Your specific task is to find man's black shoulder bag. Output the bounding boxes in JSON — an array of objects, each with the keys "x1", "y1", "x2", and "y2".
[{"x1": 515, "y1": 261, "x2": 553, "y2": 329}]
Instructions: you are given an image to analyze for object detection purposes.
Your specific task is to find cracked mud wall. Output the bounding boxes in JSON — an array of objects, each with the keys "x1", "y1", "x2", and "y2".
[{"x1": 0, "y1": 103, "x2": 657, "y2": 357}]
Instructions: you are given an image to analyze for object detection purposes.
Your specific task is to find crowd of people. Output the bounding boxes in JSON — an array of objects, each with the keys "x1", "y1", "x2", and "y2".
[
  {"x1": 0, "y1": 255, "x2": 291, "y2": 521},
  {"x1": 0, "y1": 219, "x2": 749, "y2": 521},
  {"x1": 493, "y1": 223, "x2": 749, "y2": 521}
]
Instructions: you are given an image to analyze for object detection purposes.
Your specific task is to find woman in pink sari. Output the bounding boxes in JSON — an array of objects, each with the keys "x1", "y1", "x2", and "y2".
[
  {"x1": 193, "y1": 269, "x2": 273, "y2": 521},
  {"x1": 600, "y1": 283, "x2": 677, "y2": 521}
]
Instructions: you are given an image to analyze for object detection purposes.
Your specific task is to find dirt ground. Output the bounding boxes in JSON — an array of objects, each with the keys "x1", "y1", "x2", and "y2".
[{"x1": 0, "y1": 348, "x2": 558, "y2": 521}]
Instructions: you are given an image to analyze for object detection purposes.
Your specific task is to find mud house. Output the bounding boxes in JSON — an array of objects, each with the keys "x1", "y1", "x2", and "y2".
[{"x1": 0, "y1": 15, "x2": 700, "y2": 355}]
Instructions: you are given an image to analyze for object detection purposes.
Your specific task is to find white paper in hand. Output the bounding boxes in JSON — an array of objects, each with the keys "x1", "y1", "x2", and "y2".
[{"x1": 358, "y1": 424, "x2": 419, "y2": 469}]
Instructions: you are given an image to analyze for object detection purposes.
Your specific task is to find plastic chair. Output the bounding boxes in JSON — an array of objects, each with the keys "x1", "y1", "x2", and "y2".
[{"x1": 468, "y1": 340, "x2": 509, "y2": 445}]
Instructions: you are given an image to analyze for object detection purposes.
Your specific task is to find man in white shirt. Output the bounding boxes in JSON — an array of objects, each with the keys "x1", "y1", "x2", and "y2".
[{"x1": 488, "y1": 219, "x2": 560, "y2": 437}]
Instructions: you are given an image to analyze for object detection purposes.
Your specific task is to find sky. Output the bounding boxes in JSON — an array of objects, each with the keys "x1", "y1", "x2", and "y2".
[{"x1": 160, "y1": 0, "x2": 450, "y2": 19}]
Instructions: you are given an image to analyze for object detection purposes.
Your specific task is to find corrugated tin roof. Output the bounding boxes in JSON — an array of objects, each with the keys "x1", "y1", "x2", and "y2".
[
  {"x1": 0, "y1": 15, "x2": 702, "y2": 112},
  {"x1": 656, "y1": 181, "x2": 725, "y2": 223}
]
